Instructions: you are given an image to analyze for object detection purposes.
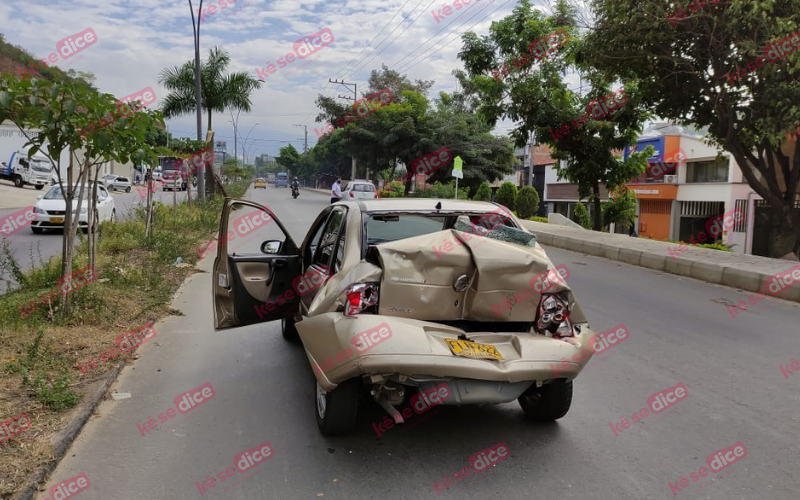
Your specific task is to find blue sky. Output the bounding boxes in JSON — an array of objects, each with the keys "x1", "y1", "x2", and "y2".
[{"x1": 0, "y1": 0, "x2": 543, "y2": 161}]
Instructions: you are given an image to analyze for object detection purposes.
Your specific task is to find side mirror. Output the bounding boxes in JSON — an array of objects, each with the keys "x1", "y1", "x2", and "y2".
[{"x1": 261, "y1": 240, "x2": 281, "y2": 255}]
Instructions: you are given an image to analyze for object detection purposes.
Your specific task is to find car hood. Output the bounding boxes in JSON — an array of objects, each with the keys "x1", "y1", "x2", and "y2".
[
  {"x1": 35, "y1": 199, "x2": 88, "y2": 210},
  {"x1": 308, "y1": 227, "x2": 586, "y2": 324}
]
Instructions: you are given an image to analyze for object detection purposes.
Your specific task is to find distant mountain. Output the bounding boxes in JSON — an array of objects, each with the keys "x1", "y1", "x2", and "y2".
[{"x1": 0, "y1": 33, "x2": 96, "y2": 90}]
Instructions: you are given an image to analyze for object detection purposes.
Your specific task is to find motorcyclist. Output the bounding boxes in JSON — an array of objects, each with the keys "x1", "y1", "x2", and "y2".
[{"x1": 291, "y1": 177, "x2": 300, "y2": 191}]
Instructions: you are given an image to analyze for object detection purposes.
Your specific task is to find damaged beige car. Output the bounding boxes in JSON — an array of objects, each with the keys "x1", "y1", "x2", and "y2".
[{"x1": 212, "y1": 199, "x2": 597, "y2": 435}]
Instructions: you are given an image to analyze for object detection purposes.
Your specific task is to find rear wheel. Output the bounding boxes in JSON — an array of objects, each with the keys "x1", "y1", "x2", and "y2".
[
  {"x1": 125, "y1": 186, "x2": 131, "y2": 193},
  {"x1": 518, "y1": 380, "x2": 573, "y2": 421},
  {"x1": 35, "y1": 184, "x2": 44, "y2": 190},
  {"x1": 316, "y1": 379, "x2": 359, "y2": 436}
]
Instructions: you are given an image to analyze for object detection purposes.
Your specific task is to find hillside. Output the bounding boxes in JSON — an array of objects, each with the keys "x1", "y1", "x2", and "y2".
[{"x1": 0, "y1": 32, "x2": 96, "y2": 90}]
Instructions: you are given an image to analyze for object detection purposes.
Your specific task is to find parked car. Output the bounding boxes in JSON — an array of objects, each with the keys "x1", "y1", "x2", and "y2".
[
  {"x1": 211, "y1": 199, "x2": 596, "y2": 435},
  {"x1": 254, "y1": 178, "x2": 267, "y2": 189},
  {"x1": 31, "y1": 182, "x2": 116, "y2": 233},
  {"x1": 102, "y1": 175, "x2": 131, "y2": 193},
  {"x1": 342, "y1": 180, "x2": 378, "y2": 200}
]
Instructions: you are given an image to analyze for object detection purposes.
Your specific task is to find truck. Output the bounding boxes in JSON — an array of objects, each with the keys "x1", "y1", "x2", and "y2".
[
  {"x1": 0, "y1": 151, "x2": 53, "y2": 190},
  {"x1": 276, "y1": 172, "x2": 288, "y2": 188},
  {"x1": 267, "y1": 172, "x2": 276, "y2": 185},
  {"x1": 158, "y1": 156, "x2": 188, "y2": 191}
]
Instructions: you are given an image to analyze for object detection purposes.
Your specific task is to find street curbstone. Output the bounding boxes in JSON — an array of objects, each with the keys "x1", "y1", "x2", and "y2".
[
  {"x1": 690, "y1": 261, "x2": 725, "y2": 284},
  {"x1": 639, "y1": 251, "x2": 667, "y2": 272},
  {"x1": 618, "y1": 248, "x2": 642, "y2": 266}
]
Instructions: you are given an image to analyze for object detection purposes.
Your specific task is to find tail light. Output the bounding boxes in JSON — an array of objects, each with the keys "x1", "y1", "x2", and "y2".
[
  {"x1": 349, "y1": 191, "x2": 355, "y2": 198},
  {"x1": 535, "y1": 293, "x2": 574, "y2": 338},
  {"x1": 344, "y1": 283, "x2": 379, "y2": 316}
]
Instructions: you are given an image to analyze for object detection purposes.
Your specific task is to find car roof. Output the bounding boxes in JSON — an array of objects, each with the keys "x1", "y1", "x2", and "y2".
[{"x1": 341, "y1": 199, "x2": 509, "y2": 213}]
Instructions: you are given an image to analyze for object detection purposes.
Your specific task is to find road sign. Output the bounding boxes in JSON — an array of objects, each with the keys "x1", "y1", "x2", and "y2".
[{"x1": 452, "y1": 156, "x2": 463, "y2": 179}]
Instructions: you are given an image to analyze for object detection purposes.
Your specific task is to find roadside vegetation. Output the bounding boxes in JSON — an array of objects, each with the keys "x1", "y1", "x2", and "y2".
[{"x1": 0, "y1": 182, "x2": 246, "y2": 495}]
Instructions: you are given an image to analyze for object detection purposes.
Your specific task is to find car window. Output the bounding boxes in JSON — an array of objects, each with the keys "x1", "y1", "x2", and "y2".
[
  {"x1": 117, "y1": 177, "x2": 128, "y2": 182},
  {"x1": 334, "y1": 222, "x2": 347, "y2": 272},
  {"x1": 97, "y1": 187, "x2": 108, "y2": 200},
  {"x1": 313, "y1": 209, "x2": 345, "y2": 268},
  {"x1": 366, "y1": 215, "x2": 448, "y2": 245}
]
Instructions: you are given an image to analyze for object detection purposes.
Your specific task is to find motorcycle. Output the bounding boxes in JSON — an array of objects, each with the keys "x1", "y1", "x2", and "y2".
[{"x1": 291, "y1": 185, "x2": 299, "y2": 199}]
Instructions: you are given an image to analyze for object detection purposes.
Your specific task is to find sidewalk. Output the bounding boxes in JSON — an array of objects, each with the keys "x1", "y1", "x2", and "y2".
[{"x1": 520, "y1": 220, "x2": 800, "y2": 304}]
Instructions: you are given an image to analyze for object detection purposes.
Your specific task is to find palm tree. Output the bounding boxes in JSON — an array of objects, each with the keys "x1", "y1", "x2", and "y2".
[{"x1": 158, "y1": 46, "x2": 261, "y2": 131}]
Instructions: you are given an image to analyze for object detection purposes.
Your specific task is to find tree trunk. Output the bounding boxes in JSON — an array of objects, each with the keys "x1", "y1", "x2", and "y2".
[
  {"x1": 591, "y1": 184, "x2": 603, "y2": 231},
  {"x1": 145, "y1": 179, "x2": 155, "y2": 239}
]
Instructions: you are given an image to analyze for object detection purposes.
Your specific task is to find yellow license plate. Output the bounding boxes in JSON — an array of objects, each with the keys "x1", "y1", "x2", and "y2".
[
  {"x1": 445, "y1": 339, "x2": 503, "y2": 360},
  {"x1": 50, "y1": 217, "x2": 63, "y2": 223}
]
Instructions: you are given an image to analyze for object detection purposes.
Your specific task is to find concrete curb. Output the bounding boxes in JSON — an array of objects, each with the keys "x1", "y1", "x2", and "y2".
[
  {"x1": 521, "y1": 220, "x2": 800, "y2": 304},
  {"x1": 14, "y1": 362, "x2": 127, "y2": 500}
]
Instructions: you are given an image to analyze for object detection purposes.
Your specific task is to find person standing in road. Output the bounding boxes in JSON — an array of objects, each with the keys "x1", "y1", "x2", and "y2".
[{"x1": 331, "y1": 177, "x2": 343, "y2": 204}]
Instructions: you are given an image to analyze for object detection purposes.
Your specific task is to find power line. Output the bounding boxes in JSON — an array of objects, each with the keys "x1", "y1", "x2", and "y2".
[
  {"x1": 333, "y1": 0, "x2": 416, "y2": 80},
  {"x1": 345, "y1": 0, "x2": 435, "y2": 80},
  {"x1": 396, "y1": 0, "x2": 518, "y2": 74},
  {"x1": 391, "y1": 0, "x2": 503, "y2": 72}
]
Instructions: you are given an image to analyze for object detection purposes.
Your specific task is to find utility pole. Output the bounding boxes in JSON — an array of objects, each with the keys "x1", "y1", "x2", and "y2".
[
  {"x1": 188, "y1": 0, "x2": 205, "y2": 199},
  {"x1": 293, "y1": 124, "x2": 308, "y2": 153},
  {"x1": 329, "y1": 78, "x2": 357, "y2": 180}
]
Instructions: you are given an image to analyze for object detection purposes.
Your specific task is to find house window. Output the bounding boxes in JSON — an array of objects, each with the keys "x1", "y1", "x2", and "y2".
[{"x1": 686, "y1": 159, "x2": 729, "y2": 183}]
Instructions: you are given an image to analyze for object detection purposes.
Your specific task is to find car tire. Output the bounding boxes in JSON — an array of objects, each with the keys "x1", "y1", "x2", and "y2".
[
  {"x1": 31, "y1": 227, "x2": 43, "y2": 234},
  {"x1": 281, "y1": 316, "x2": 300, "y2": 342},
  {"x1": 13, "y1": 175, "x2": 23, "y2": 188},
  {"x1": 35, "y1": 184, "x2": 44, "y2": 190},
  {"x1": 316, "y1": 378, "x2": 359, "y2": 436},
  {"x1": 518, "y1": 380, "x2": 573, "y2": 421},
  {"x1": 125, "y1": 186, "x2": 131, "y2": 193}
]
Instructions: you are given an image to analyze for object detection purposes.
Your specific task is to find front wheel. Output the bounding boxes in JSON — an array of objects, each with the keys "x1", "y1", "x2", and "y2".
[
  {"x1": 13, "y1": 176, "x2": 23, "y2": 188},
  {"x1": 518, "y1": 380, "x2": 573, "y2": 421},
  {"x1": 316, "y1": 379, "x2": 359, "y2": 436},
  {"x1": 125, "y1": 186, "x2": 131, "y2": 193}
]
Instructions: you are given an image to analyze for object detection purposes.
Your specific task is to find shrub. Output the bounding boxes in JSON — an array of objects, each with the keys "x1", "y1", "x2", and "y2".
[
  {"x1": 530, "y1": 216, "x2": 548, "y2": 223},
  {"x1": 412, "y1": 181, "x2": 469, "y2": 199},
  {"x1": 473, "y1": 181, "x2": 492, "y2": 201},
  {"x1": 572, "y1": 202, "x2": 591, "y2": 229},
  {"x1": 602, "y1": 188, "x2": 636, "y2": 227},
  {"x1": 495, "y1": 182, "x2": 518, "y2": 211},
  {"x1": 378, "y1": 179, "x2": 405, "y2": 198},
  {"x1": 516, "y1": 186, "x2": 540, "y2": 219}
]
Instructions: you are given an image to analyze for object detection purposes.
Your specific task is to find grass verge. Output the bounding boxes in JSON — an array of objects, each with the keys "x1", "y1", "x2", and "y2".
[{"x1": 0, "y1": 182, "x2": 247, "y2": 496}]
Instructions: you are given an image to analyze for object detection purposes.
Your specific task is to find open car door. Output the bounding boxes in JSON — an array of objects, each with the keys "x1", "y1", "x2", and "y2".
[{"x1": 213, "y1": 199, "x2": 302, "y2": 329}]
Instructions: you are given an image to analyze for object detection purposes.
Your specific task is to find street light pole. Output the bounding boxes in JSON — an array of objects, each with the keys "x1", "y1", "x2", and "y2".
[
  {"x1": 188, "y1": 0, "x2": 205, "y2": 200},
  {"x1": 293, "y1": 124, "x2": 308, "y2": 153},
  {"x1": 242, "y1": 123, "x2": 260, "y2": 165},
  {"x1": 329, "y1": 79, "x2": 357, "y2": 180}
]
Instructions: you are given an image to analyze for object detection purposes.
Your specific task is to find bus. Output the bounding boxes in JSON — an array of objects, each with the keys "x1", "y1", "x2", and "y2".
[{"x1": 276, "y1": 172, "x2": 288, "y2": 188}]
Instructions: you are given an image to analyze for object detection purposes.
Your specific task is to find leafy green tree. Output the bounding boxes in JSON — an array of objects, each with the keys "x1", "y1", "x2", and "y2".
[
  {"x1": 473, "y1": 181, "x2": 492, "y2": 201},
  {"x1": 603, "y1": 187, "x2": 637, "y2": 228},
  {"x1": 572, "y1": 202, "x2": 591, "y2": 229},
  {"x1": 517, "y1": 186, "x2": 540, "y2": 218},
  {"x1": 495, "y1": 182, "x2": 518, "y2": 211},
  {"x1": 0, "y1": 75, "x2": 162, "y2": 310},
  {"x1": 583, "y1": 1, "x2": 800, "y2": 258},
  {"x1": 158, "y1": 47, "x2": 261, "y2": 132},
  {"x1": 276, "y1": 144, "x2": 301, "y2": 176},
  {"x1": 456, "y1": 0, "x2": 651, "y2": 230}
]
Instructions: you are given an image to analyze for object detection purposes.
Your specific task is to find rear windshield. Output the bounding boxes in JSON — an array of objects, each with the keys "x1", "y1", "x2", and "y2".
[{"x1": 365, "y1": 212, "x2": 518, "y2": 245}]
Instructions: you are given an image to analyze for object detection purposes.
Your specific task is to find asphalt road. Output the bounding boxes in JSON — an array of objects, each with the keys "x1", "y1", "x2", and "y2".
[
  {"x1": 0, "y1": 187, "x2": 187, "y2": 293},
  {"x1": 37, "y1": 187, "x2": 800, "y2": 499}
]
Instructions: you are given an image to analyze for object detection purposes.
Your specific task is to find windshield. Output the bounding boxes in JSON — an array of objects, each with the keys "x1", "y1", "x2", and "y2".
[
  {"x1": 366, "y1": 215, "x2": 448, "y2": 245},
  {"x1": 43, "y1": 185, "x2": 100, "y2": 201},
  {"x1": 30, "y1": 160, "x2": 52, "y2": 173},
  {"x1": 365, "y1": 212, "x2": 520, "y2": 246}
]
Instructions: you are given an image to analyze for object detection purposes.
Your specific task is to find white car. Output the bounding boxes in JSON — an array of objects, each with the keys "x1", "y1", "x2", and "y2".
[
  {"x1": 31, "y1": 183, "x2": 116, "y2": 234},
  {"x1": 342, "y1": 180, "x2": 378, "y2": 200},
  {"x1": 101, "y1": 175, "x2": 132, "y2": 193}
]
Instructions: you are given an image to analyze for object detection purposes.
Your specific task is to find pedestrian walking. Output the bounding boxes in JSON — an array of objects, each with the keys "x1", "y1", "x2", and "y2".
[{"x1": 331, "y1": 177, "x2": 343, "y2": 204}]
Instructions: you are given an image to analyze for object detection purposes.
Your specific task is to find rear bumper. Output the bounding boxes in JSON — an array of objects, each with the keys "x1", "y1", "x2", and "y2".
[{"x1": 296, "y1": 314, "x2": 595, "y2": 391}]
